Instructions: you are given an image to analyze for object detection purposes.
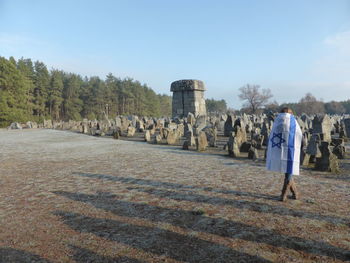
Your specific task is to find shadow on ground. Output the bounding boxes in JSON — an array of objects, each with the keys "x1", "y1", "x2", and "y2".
[
  {"x1": 54, "y1": 191, "x2": 350, "y2": 262},
  {"x1": 0, "y1": 248, "x2": 51, "y2": 263},
  {"x1": 72, "y1": 172, "x2": 274, "y2": 200},
  {"x1": 70, "y1": 245, "x2": 145, "y2": 263},
  {"x1": 130, "y1": 186, "x2": 349, "y2": 225},
  {"x1": 54, "y1": 209, "x2": 271, "y2": 263},
  {"x1": 72, "y1": 172, "x2": 349, "y2": 225}
]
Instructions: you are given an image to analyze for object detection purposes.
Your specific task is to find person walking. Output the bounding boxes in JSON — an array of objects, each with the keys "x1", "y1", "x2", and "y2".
[{"x1": 266, "y1": 107, "x2": 303, "y2": 201}]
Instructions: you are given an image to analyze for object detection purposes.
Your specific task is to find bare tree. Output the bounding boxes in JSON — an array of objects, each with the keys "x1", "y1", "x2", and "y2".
[
  {"x1": 324, "y1": 101, "x2": 345, "y2": 115},
  {"x1": 264, "y1": 100, "x2": 280, "y2": 113},
  {"x1": 297, "y1": 93, "x2": 324, "y2": 115},
  {"x1": 238, "y1": 84, "x2": 273, "y2": 113}
]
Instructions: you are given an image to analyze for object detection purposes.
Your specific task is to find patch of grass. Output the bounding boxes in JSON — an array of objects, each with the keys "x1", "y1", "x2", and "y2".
[
  {"x1": 191, "y1": 208, "x2": 206, "y2": 215},
  {"x1": 306, "y1": 199, "x2": 316, "y2": 204}
]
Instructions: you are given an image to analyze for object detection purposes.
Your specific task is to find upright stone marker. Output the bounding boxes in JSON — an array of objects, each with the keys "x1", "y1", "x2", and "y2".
[
  {"x1": 343, "y1": 118, "x2": 350, "y2": 138},
  {"x1": 170, "y1": 79, "x2": 206, "y2": 118},
  {"x1": 312, "y1": 115, "x2": 332, "y2": 142}
]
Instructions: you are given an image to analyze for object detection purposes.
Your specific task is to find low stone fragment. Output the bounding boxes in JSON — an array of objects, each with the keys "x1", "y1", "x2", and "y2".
[
  {"x1": 196, "y1": 131, "x2": 208, "y2": 151},
  {"x1": 182, "y1": 140, "x2": 190, "y2": 150},
  {"x1": 166, "y1": 130, "x2": 179, "y2": 145},
  {"x1": 8, "y1": 122, "x2": 22, "y2": 129},
  {"x1": 248, "y1": 146, "x2": 259, "y2": 160},
  {"x1": 315, "y1": 142, "x2": 340, "y2": 173},
  {"x1": 144, "y1": 130, "x2": 151, "y2": 142},
  {"x1": 127, "y1": 126, "x2": 136, "y2": 137}
]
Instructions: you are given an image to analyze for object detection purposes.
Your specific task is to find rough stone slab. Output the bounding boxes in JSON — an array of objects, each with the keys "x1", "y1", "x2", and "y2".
[{"x1": 170, "y1": 79, "x2": 206, "y2": 92}]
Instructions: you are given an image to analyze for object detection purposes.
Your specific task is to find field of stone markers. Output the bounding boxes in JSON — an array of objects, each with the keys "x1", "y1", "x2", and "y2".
[{"x1": 0, "y1": 124, "x2": 349, "y2": 262}]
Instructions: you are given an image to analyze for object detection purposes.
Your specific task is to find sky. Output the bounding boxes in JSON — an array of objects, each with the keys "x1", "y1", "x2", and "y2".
[{"x1": 0, "y1": 0, "x2": 349, "y2": 108}]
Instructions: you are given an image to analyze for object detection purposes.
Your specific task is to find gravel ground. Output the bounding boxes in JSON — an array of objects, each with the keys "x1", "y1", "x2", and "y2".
[{"x1": 0, "y1": 129, "x2": 349, "y2": 263}]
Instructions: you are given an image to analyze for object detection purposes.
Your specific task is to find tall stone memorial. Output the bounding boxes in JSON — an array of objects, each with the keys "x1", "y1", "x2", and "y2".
[
  {"x1": 312, "y1": 115, "x2": 332, "y2": 142},
  {"x1": 170, "y1": 79, "x2": 206, "y2": 118}
]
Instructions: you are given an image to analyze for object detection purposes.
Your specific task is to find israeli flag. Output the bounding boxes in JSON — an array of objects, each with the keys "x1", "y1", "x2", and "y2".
[{"x1": 266, "y1": 113, "x2": 302, "y2": 175}]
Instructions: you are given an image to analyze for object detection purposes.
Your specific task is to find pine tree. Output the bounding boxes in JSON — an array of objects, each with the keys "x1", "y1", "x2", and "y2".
[
  {"x1": 62, "y1": 73, "x2": 83, "y2": 120},
  {"x1": 17, "y1": 58, "x2": 35, "y2": 115},
  {"x1": 33, "y1": 61, "x2": 50, "y2": 117},
  {"x1": 0, "y1": 57, "x2": 33, "y2": 126},
  {"x1": 48, "y1": 70, "x2": 64, "y2": 120}
]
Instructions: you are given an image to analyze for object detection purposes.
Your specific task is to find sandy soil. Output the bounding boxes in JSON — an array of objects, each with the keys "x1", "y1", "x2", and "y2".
[{"x1": 0, "y1": 129, "x2": 349, "y2": 263}]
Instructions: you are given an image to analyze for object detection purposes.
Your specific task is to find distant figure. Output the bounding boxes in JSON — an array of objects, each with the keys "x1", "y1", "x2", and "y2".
[{"x1": 266, "y1": 107, "x2": 302, "y2": 201}]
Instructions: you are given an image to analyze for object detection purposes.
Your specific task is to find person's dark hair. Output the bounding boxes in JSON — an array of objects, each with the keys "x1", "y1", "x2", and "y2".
[{"x1": 280, "y1": 107, "x2": 293, "y2": 114}]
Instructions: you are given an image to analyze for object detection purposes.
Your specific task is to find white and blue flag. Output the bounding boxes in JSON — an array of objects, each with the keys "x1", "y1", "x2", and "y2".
[{"x1": 266, "y1": 113, "x2": 302, "y2": 175}]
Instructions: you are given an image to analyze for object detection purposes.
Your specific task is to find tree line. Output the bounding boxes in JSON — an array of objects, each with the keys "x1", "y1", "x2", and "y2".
[
  {"x1": 276, "y1": 92, "x2": 350, "y2": 116},
  {"x1": 0, "y1": 56, "x2": 173, "y2": 127},
  {"x1": 4, "y1": 55, "x2": 345, "y2": 129},
  {"x1": 238, "y1": 84, "x2": 350, "y2": 115},
  {"x1": 205, "y1": 98, "x2": 227, "y2": 114}
]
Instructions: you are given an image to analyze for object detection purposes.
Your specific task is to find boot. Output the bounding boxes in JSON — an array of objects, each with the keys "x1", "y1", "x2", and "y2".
[
  {"x1": 279, "y1": 177, "x2": 290, "y2": 202},
  {"x1": 289, "y1": 179, "x2": 299, "y2": 200}
]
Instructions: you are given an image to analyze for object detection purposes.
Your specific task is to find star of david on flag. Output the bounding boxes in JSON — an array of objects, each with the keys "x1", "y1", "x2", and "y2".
[
  {"x1": 270, "y1": 132, "x2": 285, "y2": 148},
  {"x1": 266, "y1": 113, "x2": 302, "y2": 175}
]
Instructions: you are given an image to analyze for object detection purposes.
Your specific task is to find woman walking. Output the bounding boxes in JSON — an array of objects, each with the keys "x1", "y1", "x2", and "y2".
[{"x1": 266, "y1": 107, "x2": 303, "y2": 201}]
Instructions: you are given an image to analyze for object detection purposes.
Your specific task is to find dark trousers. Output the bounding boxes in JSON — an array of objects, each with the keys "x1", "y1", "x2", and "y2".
[{"x1": 285, "y1": 173, "x2": 293, "y2": 182}]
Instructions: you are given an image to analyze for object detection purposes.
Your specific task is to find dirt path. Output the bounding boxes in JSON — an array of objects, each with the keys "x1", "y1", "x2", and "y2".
[{"x1": 0, "y1": 129, "x2": 349, "y2": 262}]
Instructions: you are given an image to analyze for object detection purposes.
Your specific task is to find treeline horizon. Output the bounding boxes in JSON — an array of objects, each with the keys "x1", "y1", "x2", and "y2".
[
  {"x1": 258, "y1": 93, "x2": 350, "y2": 116},
  {"x1": 0, "y1": 56, "x2": 175, "y2": 127},
  {"x1": 1, "y1": 56, "x2": 350, "y2": 127}
]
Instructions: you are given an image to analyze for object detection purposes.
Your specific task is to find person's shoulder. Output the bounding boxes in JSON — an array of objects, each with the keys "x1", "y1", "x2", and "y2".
[{"x1": 276, "y1": 112, "x2": 289, "y2": 119}]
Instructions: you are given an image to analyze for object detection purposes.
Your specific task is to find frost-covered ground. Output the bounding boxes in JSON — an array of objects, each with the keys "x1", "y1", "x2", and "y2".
[{"x1": 0, "y1": 129, "x2": 349, "y2": 263}]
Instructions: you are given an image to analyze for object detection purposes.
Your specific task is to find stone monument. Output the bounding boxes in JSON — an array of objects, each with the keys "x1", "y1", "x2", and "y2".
[
  {"x1": 170, "y1": 79, "x2": 206, "y2": 118},
  {"x1": 312, "y1": 115, "x2": 332, "y2": 142}
]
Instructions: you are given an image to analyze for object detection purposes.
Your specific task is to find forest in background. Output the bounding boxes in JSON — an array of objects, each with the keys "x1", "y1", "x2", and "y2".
[
  {"x1": 0, "y1": 56, "x2": 174, "y2": 127},
  {"x1": 1, "y1": 55, "x2": 350, "y2": 127}
]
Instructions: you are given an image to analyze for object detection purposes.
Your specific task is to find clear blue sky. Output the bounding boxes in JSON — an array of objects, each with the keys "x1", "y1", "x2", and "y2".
[{"x1": 1, "y1": 0, "x2": 349, "y2": 108}]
